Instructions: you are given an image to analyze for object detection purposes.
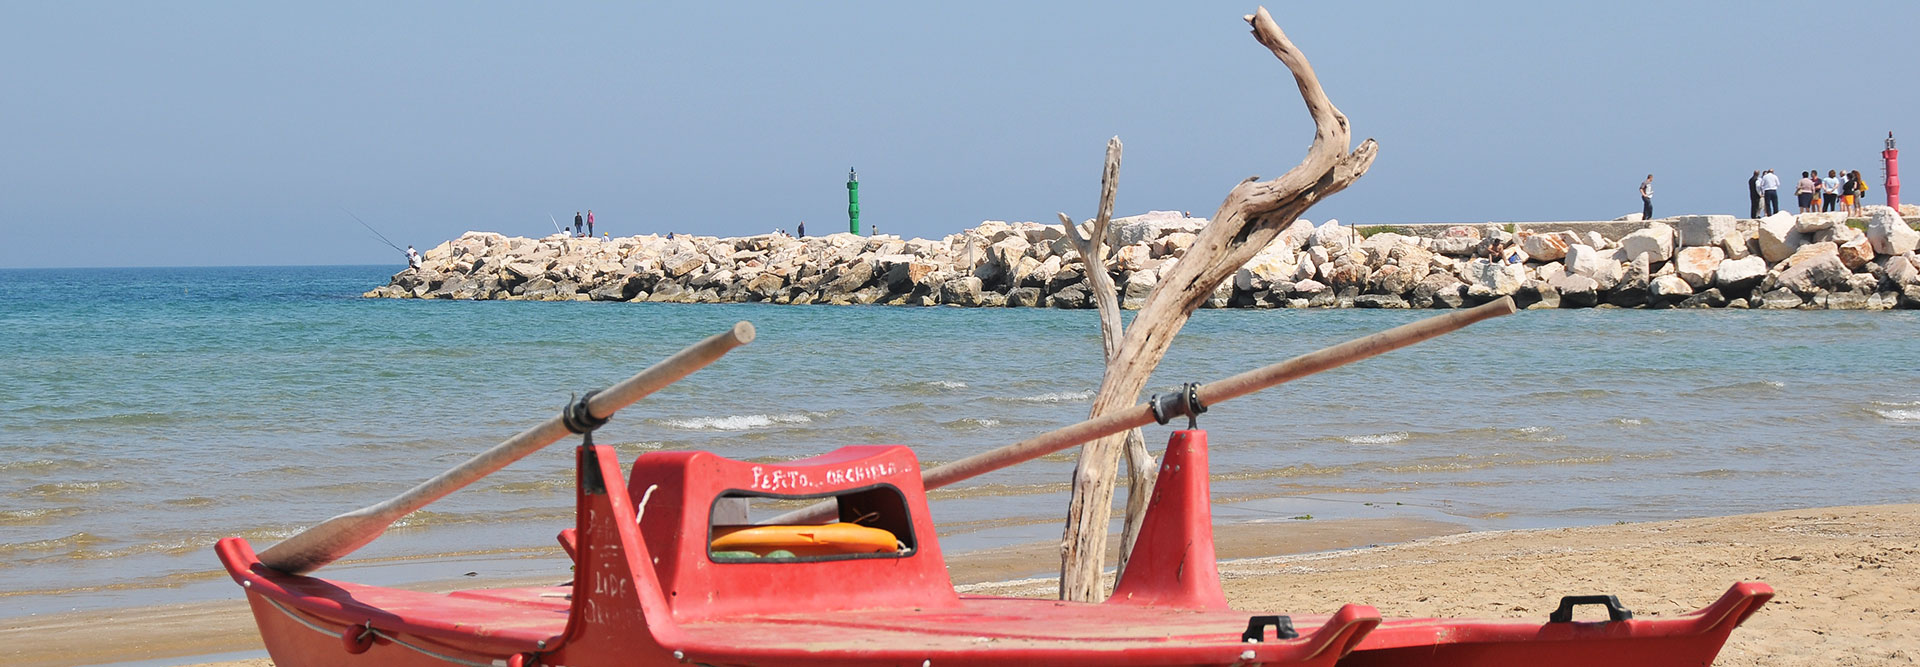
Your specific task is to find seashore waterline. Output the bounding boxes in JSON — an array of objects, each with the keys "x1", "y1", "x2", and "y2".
[{"x1": 1, "y1": 265, "x2": 1917, "y2": 617}]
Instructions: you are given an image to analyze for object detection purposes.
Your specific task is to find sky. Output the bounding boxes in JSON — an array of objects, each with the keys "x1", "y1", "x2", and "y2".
[{"x1": 4, "y1": 1, "x2": 1919, "y2": 268}]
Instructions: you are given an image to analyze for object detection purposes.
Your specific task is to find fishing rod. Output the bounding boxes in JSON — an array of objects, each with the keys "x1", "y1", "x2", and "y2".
[
  {"x1": 341, "y1": 207, "x2": 404, "y2": 253},
  {"x1": 548, "y1": 213, "x2": 564, "y2": 235}
]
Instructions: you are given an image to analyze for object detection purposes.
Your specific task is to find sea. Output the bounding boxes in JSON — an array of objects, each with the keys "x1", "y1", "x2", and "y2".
[{"x1": 2, "y1": 265, "x2": 1917, "y2": 618}]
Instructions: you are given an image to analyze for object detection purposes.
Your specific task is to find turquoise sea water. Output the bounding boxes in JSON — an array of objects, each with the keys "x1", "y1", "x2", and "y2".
[{"x1": 3, "y1": 265, "x2": 1918, "y2": 616}]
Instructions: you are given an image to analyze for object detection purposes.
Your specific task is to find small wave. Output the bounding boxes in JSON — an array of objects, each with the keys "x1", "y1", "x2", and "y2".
[
  {"x1": 11, "y1": 481, "x2": 131, "y2": 500},
  {"x1": 0, "y1": 458, "x2": 97, "y2": 475},
  {"x1": 1516, "y1": 389, "x2": 1616, "y2": 402},
  {"x1": 1681, "y1": 380, "x2": 1785, "y2": 397},
  {"x1": 650, "y1": 413, "x2": 814, "y2": 431},
  {"x1": 891, "y1": 380, "x2": 970, "y2": 395},
  {"x1": 0, "y1": 532, "x2": 109, "y2": 557},
  {"x1": 1341, "y1": 431, "x2": 1408, "y2": 445},
  {"x1": 996, "y1": 390, "x2": 1095, "y2": 404},
  {"x1": 163, "y1": 496, "x2": 218, "y2": 507},
  {"x1": 1610, "y1": 417, "x2": 1650, "y2": 426},
  {"x1": 1873, "y1": 409, "x2": 1920, "y2": 422},
  {"x1": 487, "y1": 478, "x2": 573, "y2": 494},
  {"x1": 941, "y1": 417, "x2": 1002, "y2": 430},
  {"x1": 0, "y1": 507, "x2": 84, "y2": 526}
]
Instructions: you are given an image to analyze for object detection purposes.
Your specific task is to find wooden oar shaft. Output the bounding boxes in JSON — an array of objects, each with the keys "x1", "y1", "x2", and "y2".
[
  {"x1": 258, "y1": 321, "x2": 756, "y2": 575},
  {"x1": 768, "y1": 298, "x2": 1516, "y2": 524}
]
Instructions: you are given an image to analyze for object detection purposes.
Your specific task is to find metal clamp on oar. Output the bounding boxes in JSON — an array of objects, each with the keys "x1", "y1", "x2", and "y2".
[
  {"x1": 565, "y1": 390, "x2": 612, "y2": 495},
  {"x1": 1148, "y1": 382, "x2": 1208, "y2": 429},
  {"x1": 562, "y1": 390, "x2": 610, "y2": 434}
]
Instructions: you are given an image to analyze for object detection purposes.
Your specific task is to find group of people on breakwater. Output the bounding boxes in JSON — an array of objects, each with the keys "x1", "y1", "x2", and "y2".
[{"x1": 1748, "y1": 169, "x2": 1871, "y2": 218}]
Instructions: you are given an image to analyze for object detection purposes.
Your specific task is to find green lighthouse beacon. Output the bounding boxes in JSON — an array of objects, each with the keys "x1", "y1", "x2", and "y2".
[{"x1": 847, "y1": 167, "x2": 861, "y2": 235}]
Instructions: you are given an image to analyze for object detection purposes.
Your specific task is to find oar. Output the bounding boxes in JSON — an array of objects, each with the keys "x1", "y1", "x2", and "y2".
[
  {"x1": 767, "y1": 298, "x2": 1517, "y2": 524},
  {"x1": 259, "y1": 322, "x2": 757, "y2": 575}
]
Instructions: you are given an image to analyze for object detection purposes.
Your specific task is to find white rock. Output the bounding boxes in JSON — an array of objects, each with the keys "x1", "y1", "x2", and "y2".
[
  {"x1": 1520, "y1": 233, "x2": 1569, "y2": 262},
  {"x1": 1106, "y1": 211, "x2": 1206, "y2": 246},
  {"x1": 1674, "y1": 215, "x2": 1738, "y2": 247},
  {"x1": 1650, "y1": 275, "x2": 1694, "y2": 299},
  {"x1": 1756, "y1": 212, "x2": 1803, "y2": 264},
  {"x1": 1720, "y1": 234, "x2": 1752, "y2": 260},
  {"x1": 1714, "y1": 255, "x2": 1768, "y2": 291},
  {"x1": 1618, "y1": 222, "x2": 1676, "y2": 263},
  {"x1": 1673, "y1": 246, "x2": 1725, "y2": 289},
  {"x1": 1461, "y1": 258, "x2": 1523, "y2": 296},
  {"x1": 1794, "y1": 211, "x2": 1846, "y2": 233},
  {"x1": 1866, "y1": 206, "x2": 1920, "y2": 255},
  {"x1": 1564, "y1": 244, "x2": 1604, "y2": 277},
  {"x1": 1309, "y1": 221, "x2": 1359, "y2": 254}
]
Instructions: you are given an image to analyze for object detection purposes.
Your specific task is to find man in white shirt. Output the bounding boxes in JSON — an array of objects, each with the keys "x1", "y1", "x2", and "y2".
[
  {"x1": 1761, "y1": 169, "x2": 1781, "y2": 215},
  {"x1": 406, "y1": 245, "x2": 422, "y2": 269},
  {"x1": 1822, "y1": 170, "x2": 1841, "y2": 212}
]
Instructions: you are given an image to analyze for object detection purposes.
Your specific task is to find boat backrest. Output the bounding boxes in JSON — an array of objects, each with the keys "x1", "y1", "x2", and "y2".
[
  {"x1": 625, "y1": 445, "x2": 960, "y2": 621},
  {"x1": 556, "y1": 444, "x2": 685, "y2": 656}
]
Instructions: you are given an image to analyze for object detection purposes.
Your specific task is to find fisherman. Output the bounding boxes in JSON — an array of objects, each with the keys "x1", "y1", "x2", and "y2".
[
  {"x1": 574, "y1": 211, "x2": 584, "y2": 237},
  {"x1": 406, "y1": 245, "x2": 421, "y2": 269}
]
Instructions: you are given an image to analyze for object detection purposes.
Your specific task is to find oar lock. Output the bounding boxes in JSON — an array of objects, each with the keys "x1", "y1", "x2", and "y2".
[
  {"x1": 562, "y1": 389, "x2": 611, "y2": 439},
  {"x1": 1148, "y1": 382, "x2": 1209, "y2": 430}
]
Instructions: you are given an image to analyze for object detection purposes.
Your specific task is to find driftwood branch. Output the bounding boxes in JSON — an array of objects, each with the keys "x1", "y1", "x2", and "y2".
[
  {"x1": 1056, "y1": 138, "x2": 1158, "y2": 578},
  {"x1": 1058, "y1": 6, "x2": 1375, "y2": 602}
]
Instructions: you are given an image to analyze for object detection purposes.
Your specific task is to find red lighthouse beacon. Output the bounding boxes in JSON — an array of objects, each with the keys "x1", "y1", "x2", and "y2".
[{"x1": 1884, "y1": 132, "x2": 1901, "y2": 209}]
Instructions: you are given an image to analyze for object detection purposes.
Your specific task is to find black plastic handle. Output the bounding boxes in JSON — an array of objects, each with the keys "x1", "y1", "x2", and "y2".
[
  {"x1": 1549, "y1": 594, "x2": 1634, "y2": 623},
  {"x1": 1241, "y1": 615, "x2": 1299, "y2": 642}
]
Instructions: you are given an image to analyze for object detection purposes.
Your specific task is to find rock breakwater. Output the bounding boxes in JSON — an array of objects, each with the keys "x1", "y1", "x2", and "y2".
[{"x1": 367, "y1": 209, "x2": 1920, "y2": 310}]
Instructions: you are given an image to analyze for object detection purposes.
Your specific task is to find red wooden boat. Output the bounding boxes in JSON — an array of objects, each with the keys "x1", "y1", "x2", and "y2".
[{"x1": 218, "y1": 428, "x2": 1771, "y2": 666}]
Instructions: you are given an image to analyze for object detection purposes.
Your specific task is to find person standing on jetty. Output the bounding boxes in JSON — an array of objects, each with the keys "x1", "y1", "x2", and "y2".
[
  {"x1": 1823, "y1": 171, "x2": 1841, "y2": 212},
  {"x1": 1795, "y1": 172, "x2": 1815, "y2": 213},
  {"x1": 1748, "y1": 171, "x2": 1763, "y2": 218},
  {"x1": 573, "y1": 211, "x2": 583, "y2": 237},
  {"x1": 1640, "y1": 174, "x2": 1654, "y2": 220},
  {"x1": 406, "y1": 245, "x2": 421, "y2": 269},
  {"x1": 1761, "y1": 169, "x2": 1781, "y2": 215},
  {"x1": 586, "y1": 209, "x2": 595, "y2": 237},
  {"x1": 797, "y1": 221, "x2": 806, "y2": 238}
]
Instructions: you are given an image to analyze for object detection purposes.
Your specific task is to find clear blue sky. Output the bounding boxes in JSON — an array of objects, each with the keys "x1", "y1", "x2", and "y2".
[{"x1": 5, "y1": 1, "x2": 1917, "y2": 268}]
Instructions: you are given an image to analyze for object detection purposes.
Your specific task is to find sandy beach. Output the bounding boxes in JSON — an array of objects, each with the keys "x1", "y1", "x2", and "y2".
[{"x1": 5, "y1": 504, "x2": 1913, "y2": 667}]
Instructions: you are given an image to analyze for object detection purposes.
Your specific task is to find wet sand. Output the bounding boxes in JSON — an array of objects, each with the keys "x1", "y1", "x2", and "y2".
[{"x1": 8, "y1": 505, "x2": 1915, "y2": 666}]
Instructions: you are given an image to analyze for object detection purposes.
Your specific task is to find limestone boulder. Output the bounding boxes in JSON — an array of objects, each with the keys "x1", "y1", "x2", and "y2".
[
  {"x1": 1519, "y1": 233, "x2": 1570, "y2": 262},
  {"x1": 1112, "y1": 244, "x2": 1155, "y2": 272},
  {"x1": 1564, "y1": 244, "x2": 1605, "y2": 278},
  {"x1": 1648, "y1": 275, "x2": 1694, "y2": 306},
  {"x1": 1545, "y1": 272, "x2": 1600, "y2": 308},
  {"x1": 1319, "y1": 259, "x2": 1370, "y2": 291},
  {"x1": 1618, "y1": 222, "x2": 1676, "y2": 263},
  {"x1": 1354, "y1": 294, "x2": 1409, "y2": 309},
  {"x1": 1720, "y1": 234, "x2": 1752, "y2": 260},
  {"x1": 1309, "y1": 222, "x2": 1358, "y2": 254},
  {"x1": 1121, "y1": 269, "x2": 1159, "y2": 310},
  {"x1": 1367, "y1": 264, "x2": 1418, "y2": 296},
  {"x1": 1673, "y1": 246, "x2": 1725, "y2": 289},
  {"x1": 1882, "y1": 254, "x2": 1920, "y2": 287},
  {"x1": 939, "y1": 276, "x2": 984, "y2": 306},
  {"x1": 1866, "y1": 206, "x2": 1920, "y2": 255},
  {"x1": 1675, "y1": 215, "x2": 1738, "y2": 247},
  {"x1": 1713, "y1": 255, "x2": 1768, "y2": 294},
  {"x1": 1158, "y1": 232, "x2": 1198, "y2": 258},
  {"x1": 1756, "y1": 212, "x2": 1803, "y2": 264},
  {"x1": 1773, "y1": 245, "x2": 1851, "y2": 296},
  {"x1": 1794, "y1": 211, "x2": 1847, "y2": 233},
  {"x1": 745, "y1": 272, "x2": 786, "y2": 299},
  {"x1": 1461, "y1": 258, "x2": 1523, "y2": 296},
  {"x1": 663, "y1": 252, "x2": 707, "y2": 278},
  {"x1": 1837, "y1": 236, "x2": 1875, "y2": 271},
  {"x1": 1106, "y1": 211, "x2": 1205, "y2": 246},
  {"x1": 1409, "y1": 272, "x2": 1465, "y2": 309},
  {"x1": 1756, "y1": 287, "x2": 1802, "y2": 309},
  {"x1": 1276, "y1": 219, "x2": 1316, "y2": 251}
]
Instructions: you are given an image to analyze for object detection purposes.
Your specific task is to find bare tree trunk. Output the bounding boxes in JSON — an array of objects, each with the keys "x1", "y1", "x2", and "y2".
[
  {"x1": 1057, "y1": 7, "x2": 1378, "y2": 602},
  {"x1": 1057, "y1": 138, "x2": 1159, "y2": 581}
]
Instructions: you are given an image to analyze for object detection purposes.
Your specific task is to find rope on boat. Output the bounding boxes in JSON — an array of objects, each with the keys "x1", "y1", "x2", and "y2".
[{"x1": 261, "y1": 595, "x2": 517, "y2": 667}]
